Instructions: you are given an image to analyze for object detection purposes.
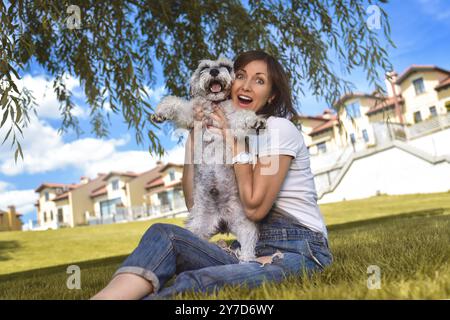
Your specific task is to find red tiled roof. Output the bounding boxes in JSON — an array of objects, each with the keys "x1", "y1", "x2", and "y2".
[
  {"x1": 396, "y1": 65, "x2": 450, "y2": 84},
  {"x1": 435, "y1": 76, "x2": 450, "y2": 91},
  {"x1": 165, "y1": 180, "x2": 182, "y2": 188},
  {"x1": 366, "y1": 96, "x2": 404, "y2": 116},
  {"x1": 90, "y1": 185, "x2": 107, "y2": 198},
  {"x1": 145, "y1": 177, "x2": 164, "y2": 189},
  {"x1": 35, "y1": 183, "x2": 79, "y2": 193},
  {"x1": 53, "y1": 192, "x2": 70, "y2": 201},
  {"x1": 309, "y1": 118, "x2": 338, "y2": 136},
  {"x1": 102, "y1": 171, "x2": 139, "y2": 181},
  {"x1": 293, "y1": 114, "x2": 328, "y2": 122}
]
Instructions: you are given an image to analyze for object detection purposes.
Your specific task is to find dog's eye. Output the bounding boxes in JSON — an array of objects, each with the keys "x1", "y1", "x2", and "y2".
[
  {"x1": 200, "y1": 66, "x2": 209, "y2": 73},
  {"x1": 220, "y1": 64, "x2": 232, "y2": 73}
]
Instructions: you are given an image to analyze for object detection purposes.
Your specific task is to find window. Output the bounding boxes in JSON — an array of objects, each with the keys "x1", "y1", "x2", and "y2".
[
  {"x1": 43, "y1": 211, "x2": 47, "y2": 223},
  {"x1": 429, "y1": 106, "x2": 437, "y2": 117},
  {"x1": 169, "y1": 169, "x2": 176, "y2": 181},
  {"x1": 100, "y1": 198, "x2": 122, "y2": 218},
  {"x1": 45, "y1": 192, "x2": 49, "y2": 201},
  {"x1": 350, "y1": 133, "x2": 356, "y2": 144},
  {"x1": 57, "y1": 208, "x2": 64, "y2": 223},
  {"x1": 50, "y1": 210, "x2": 54, "y2": 221},
  {"x1": 414, "y1": 111, "x2": 422, "y2": 123},
  {"x1": 346, "y1": 101, "x2": 361, "y2": 119},
  {"x1": 446, "y1": 101, "x2": 450, "y2": 113},
  {"x1": 111, "y1": 179, "x2": 119, "y2": 191},
  {"x1": 362, "y1": 129, "x2": 369, "y2": 143},
  {"x1": 317, "y1": 142, "x2": 327, "y2": 154},
  {"x1": 413, "y1": 78, "x2": 425, "y2": 95}
]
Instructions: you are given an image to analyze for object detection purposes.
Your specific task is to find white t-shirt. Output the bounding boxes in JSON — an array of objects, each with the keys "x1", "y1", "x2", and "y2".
[{"x1": 249, "y1": 116, "x2": 328, "y2": 238}]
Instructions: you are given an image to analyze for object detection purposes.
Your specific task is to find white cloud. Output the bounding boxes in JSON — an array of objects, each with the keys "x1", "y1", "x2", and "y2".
[
  {"x1": 0, "y1": 180, "x2": 12, "y2": 192},
  {"x1": 0, "y1": 116, "x2": 127, "y2": 176},
  {"x1": 0, "y1": 113, "x2": 185, "y2": 178},
  {"x1": 144, "y1": 85, "x2": 167, "y2": 103},
  {"x1": 17, "y1": 73, "x2": 88, "y2": 120},
  {"x1": 0, "y1": 187, "x2": 36, "y2": 216}
]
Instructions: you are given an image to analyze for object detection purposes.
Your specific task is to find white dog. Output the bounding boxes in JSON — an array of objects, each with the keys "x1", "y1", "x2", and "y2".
[{"x1": 151, "y1": 57, "x2": 265, "y2": 261}]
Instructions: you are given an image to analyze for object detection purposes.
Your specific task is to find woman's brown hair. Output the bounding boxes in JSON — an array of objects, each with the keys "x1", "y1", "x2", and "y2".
[{"x1": 233, "y1": 50, "x2": 298, "y2": 120}]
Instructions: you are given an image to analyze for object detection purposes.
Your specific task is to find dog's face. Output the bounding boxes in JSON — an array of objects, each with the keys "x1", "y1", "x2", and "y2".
[{"x1": 190, "y1": 57, "x2": 234, "y2": 102}]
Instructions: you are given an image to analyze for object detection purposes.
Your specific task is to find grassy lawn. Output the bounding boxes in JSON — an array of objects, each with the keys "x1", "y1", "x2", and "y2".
[{"x1": 0, "y1": 192, "x2": 449, "y2": 299}]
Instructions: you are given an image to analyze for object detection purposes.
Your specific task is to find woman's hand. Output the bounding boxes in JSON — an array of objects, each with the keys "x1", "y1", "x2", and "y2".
[
  {"x1": 208, "y1": 105, "x2": 247, "y2": 157},
  {"x1": 206, "y1": 104, "x2": 230, "y2": 137}
]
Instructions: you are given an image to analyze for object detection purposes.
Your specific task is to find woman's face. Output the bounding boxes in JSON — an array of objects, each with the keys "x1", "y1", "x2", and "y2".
[{"x1": 231, "y1": 60, "x2": 274, "y2": 113}]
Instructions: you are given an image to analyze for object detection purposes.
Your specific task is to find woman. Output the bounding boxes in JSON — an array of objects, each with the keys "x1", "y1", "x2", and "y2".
[{"x1": 92, "y1": 50, "x2": 332, "y2": 300}]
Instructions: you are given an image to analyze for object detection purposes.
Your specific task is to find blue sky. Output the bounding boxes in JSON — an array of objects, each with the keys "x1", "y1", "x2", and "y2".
[{"x1": 1, "y1": 0, "x2": 450, "y2": 223}]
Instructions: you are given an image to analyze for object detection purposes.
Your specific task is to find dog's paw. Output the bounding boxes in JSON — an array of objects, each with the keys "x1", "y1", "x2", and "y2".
[
  {"x1": 150, "y1": 113, "x2": 167, "y2": 123},
  {"x1": 245, "y1": 115, "x2": 266, "y2": 130},
  {"x1": 252, "y1": 117, "x2": 266, "y2": 130}
]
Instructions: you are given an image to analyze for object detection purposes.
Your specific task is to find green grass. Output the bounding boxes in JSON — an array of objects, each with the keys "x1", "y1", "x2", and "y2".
[{"x1": 0, "y1": 192, "x2": 449, "y2": 299}]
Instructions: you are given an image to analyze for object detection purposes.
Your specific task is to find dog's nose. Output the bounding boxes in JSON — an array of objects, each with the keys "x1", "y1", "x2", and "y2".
[{"x1": 209, "y1": 69, "x2": 219, "y2": 77}]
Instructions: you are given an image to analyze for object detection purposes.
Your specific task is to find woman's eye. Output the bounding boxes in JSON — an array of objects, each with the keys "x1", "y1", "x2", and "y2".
[
  {"x1": 236, "y1": 73, "x2": 244, "y2": 79},
  {"x1": 256, "y1": 78, "x2": 264, "y2": 84}
]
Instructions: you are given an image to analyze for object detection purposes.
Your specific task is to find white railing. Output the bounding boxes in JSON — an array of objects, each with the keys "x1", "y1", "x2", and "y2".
[
  {"x1": 407, "y1": 113, "x2": 450, "y2": 138},
  {"x1": 371, "y1": 113, "x2": 450, "y2": 146},
  {"x1": 88, "y1": 202, "x2": 189, "y2": 226}
]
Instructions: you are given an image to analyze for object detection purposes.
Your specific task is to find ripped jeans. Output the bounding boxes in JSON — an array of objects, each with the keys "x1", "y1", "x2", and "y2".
[{"x1": 113, "y1": 211, "x2": 333, "y2": 299}]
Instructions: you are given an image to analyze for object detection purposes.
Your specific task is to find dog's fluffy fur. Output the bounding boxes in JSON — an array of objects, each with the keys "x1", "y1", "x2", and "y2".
[{"x1": 152, "y1": 58, "x2": 265, "y2": 261}]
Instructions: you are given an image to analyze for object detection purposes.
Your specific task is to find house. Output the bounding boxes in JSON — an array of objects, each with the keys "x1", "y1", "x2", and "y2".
[
  {"x1": 35, "y1": 174, "x2": 107, "y2": 229},
  {"x1": 144, "y1": 162, "x2": 185, "y2": 215},
  {"x1": 0, "y1": 205, "x2": 23, "y2": 232},
  {"x1": 294, "y1": 64, "x2": 450, "y2": 157},
  {"x1": 89, "y1": 171, "x2": 139, "y2": 224},
  {"x1": 35, "y1": 182, "x2": 80, "y2": 229},
  {"x1": 389, "y1": 65, "x2": 450, "y2": 124}
]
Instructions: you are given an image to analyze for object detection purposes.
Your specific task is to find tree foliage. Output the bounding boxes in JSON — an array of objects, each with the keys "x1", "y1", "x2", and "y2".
[{"x1": 0, "y1": 0, "x2": 393, "y2": 161}]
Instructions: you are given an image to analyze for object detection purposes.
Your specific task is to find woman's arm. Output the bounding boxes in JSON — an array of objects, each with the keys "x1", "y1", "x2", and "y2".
[
  {"x1": 233, "y1": 142, "x2": 292, "y2": 221},
  {"x1": 209, "y1": 106, "x2": 293, "y2": 222},
  {"x1": 182, "y1": 106, "x2": 204, "y2": 211},
  {"x1": 182, "y1": 130, "x2": 195, "y2": 210}
]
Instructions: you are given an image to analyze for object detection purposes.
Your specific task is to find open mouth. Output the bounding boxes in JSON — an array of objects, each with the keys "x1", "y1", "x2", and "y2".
[
  {"x1": 237, "y1": 95, "x2": 253, "y2": 107},
  {"x1": 209, "y1": 80, "x2": 223, "y2": 94}
]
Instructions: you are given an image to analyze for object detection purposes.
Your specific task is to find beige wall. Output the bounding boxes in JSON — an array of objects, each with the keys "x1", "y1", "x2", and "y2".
[
  {"x1": 161, "y1": 166, "x2": 183, "y2": 186},
  {"x1": 127, "y1": 170, "x2": 160, "y2": 208},
  {"x1": 54, "y1": 199, "x2": 71, "y2": 226},
  {"x1": 368, "y1": 108, "x2": 399, "y2": 124},
  {"x1": 338, "y1": 97, "x2": 377, "y2": 146},
  {"x1": 0, "y1": 211, "x2": 23, "y2": 232},
  {"x1": 437, "y1": 87, "x2": 450, "y2": 113},
  {"x1": 309, "y1": 130, "x2": 336, "y2": 154},
  {"x1": 105, "y1": 176, "x2": 132, "y2": 207},
  {"x1": 93, "y1": 194, "x2": 108, "y2": 218},
  {"x1": 295, "y1": 118, "x2": 326, "y2": 147},
  {"x1": 400, "y1": 71, "x2": 449, "y2": 124},
  {"x1": 37, "y1": 188, "x2": 59, "y2": 228},
  {"x1": 70, "y1": 177, "x2": 106, "y2": 226}
]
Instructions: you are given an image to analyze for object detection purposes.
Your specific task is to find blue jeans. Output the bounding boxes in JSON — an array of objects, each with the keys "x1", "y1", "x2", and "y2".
[{"x1": 113, "y1": 211, "x2": 333, "y2": 299}]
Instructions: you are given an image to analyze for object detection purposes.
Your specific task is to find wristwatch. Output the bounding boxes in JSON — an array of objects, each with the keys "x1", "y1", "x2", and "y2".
[{"x1": 232, "y1": 152, "x2": 253, "y2": 164}]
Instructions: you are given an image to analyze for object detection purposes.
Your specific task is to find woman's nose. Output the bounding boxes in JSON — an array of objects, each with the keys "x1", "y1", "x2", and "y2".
[{"x1": 242, "y1": 79, "x2": 252, "y2": 91}]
